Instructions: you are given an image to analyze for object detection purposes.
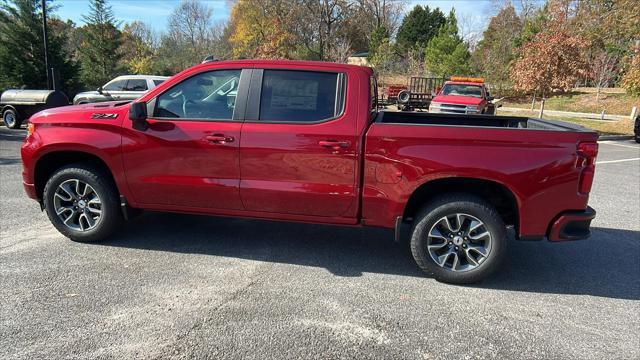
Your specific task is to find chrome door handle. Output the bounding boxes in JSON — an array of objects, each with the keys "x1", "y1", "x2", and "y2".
[{"x1": 206, "y1": 134, "x2": 234, "y2": 144}]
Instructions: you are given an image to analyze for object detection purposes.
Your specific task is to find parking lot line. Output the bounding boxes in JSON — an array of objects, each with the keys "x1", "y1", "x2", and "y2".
[
  {"x1": 598, "y1": 141, "x2": 640, "y2": 149},
  {"x1": 596, "y1": 158, "x2": 640, "y2": 164}
]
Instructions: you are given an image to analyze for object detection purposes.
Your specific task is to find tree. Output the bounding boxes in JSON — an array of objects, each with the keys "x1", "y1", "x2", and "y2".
[
  {"x1": 119, "y1": 21, "x2": 156, "y2": 74},
  {"x1": 229, "y1": 0, "x2": 295, "y2": 59},
  {"x1": 77, "y1": 0, "x2": 122, "y2": 88},
  {"x1": 472, "y1": 5, "x2": 522, "y2": 93},
  {"x1": 509, "y1": 27, "x2": 588, "y2": 96},
  {"x1": 396, "y1": 5, "x2": 446, "y2": 53},
  {"x1": 621, "y1": 51, "x2": 640, "y2": 97},
  {"x1": 0, "y1": 0, "x2": 79, "y2": 94},
  {"x1": 367, "y1": 25, "x2": 389, "y2": 62},
  {"x1": 424, "y1": 9, "x2": 471, "y2": 77}
]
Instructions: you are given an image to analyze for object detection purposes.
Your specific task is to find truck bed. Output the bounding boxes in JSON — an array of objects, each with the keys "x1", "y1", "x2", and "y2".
[{"x1": 376, "y1": 111, "x2": 593, "y2": 132}]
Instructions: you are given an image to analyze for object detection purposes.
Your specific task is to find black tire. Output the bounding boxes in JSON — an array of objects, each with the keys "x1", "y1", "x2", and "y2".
[
  {"x1": 43, "y1": 163, "x2": 123, "y2": 242},
  {"x1": 635, "y1": 135, "x2": 640, "y2": 144},
  {"x1": 410, "y1": 194, "x2": 507, "y2": 284},
  {"x1": 3, "y1": 108, "x2": 22, "y2": 129}
]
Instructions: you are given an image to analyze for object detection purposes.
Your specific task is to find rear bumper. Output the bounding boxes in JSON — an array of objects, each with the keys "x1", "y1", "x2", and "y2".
[{"x1": 548, "y1": 207, "x2": 596, "y2": 241}]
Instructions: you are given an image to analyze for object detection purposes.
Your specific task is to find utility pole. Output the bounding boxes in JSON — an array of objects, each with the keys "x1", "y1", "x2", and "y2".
[{"x1": 41, "y1": 0, "x2": 51, "y2": 90}]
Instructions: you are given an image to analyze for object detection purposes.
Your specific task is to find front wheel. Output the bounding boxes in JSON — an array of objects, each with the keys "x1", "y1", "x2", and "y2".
[
  {"x1": 43, "y1": 164, "x2": 123, "y2": 242},
  {"x1": 410, "y1": 194, "x2": 507, "y2": 284}
]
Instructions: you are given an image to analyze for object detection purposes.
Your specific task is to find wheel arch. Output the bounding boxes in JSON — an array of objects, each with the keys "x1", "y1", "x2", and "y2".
[
  {"x1": 34, "y1": 150, "x2": 118, "y2": 200},
  {"x1": 2, "y1": 105, "x2": 19, "y2": 118},
  {"x1": 403, "y1": 177, "x2": 520, "y2": 232}
]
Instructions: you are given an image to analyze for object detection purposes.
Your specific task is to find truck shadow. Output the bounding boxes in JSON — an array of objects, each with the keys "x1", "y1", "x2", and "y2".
[{"x1": 102, "y1": 212, "x2": 639, "y2": 301}]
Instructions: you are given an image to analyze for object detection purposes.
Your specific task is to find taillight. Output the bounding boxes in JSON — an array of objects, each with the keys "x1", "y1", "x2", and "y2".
[{"x1": 577, "y1": 142, "x2": 598, "y2": 194}]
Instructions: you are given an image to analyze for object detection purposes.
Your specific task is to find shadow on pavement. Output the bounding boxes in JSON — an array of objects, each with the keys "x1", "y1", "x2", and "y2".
[
  {"x1": 101, "y1": 212, "x2": 639, "y2": 300},
  {"x1": 0, "y1": 129, "x2": 26, "y2": 143}
]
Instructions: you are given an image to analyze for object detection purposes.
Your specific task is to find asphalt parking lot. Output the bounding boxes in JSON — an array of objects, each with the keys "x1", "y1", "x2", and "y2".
[{"x1": 1, "y1": 127, "x2": 638, "y2": 359}]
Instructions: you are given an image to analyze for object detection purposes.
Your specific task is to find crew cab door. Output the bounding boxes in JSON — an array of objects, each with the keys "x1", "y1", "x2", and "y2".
[
  {"x1": 122, "y1": 69, "x2": 249, "y2": 210},
  {"x1": 239, "y1": 68, "x2": 358, "y2": 218}
]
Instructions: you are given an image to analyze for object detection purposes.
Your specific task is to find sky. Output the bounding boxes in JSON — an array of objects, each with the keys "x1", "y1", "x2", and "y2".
[{"x1": 54, "y1": 0, "x2": 495, "y2": 42}]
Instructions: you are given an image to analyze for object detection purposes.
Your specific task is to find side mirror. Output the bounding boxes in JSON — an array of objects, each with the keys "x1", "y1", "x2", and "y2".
[
  {"x1": 97, "y1": 86, "x2": 103, "y2": 94},
  {"x1": 129, "y1": 101, "x2": 148, "y2": 131}
]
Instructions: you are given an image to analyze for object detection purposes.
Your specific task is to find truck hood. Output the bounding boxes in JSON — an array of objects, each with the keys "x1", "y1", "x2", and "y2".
[
  {"x1": 432, "y1": 95, "x2": 483, "y2": 106},
  {"x1": 29, "y1": 101, "x2": 131, "y2": 123},
  {"x1": 74, "y1": 90, "x2": 101, "y2": 99}
]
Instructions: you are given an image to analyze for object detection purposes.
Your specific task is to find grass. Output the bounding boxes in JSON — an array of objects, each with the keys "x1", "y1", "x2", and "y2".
[
  {"x1": 502, "y1": 91, "x2": 639, "y2": 116},
  {"x1": 498, "y1": 108, "x2": 635, "y2": 135}
]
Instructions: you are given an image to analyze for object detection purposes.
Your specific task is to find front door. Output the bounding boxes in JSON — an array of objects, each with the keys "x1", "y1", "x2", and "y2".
[
  {"x1": 122, "y1": 69, "x2": 247, "y2": 210},
  {"x1": 239, "y1": 69, "x2": 358, "y2": 218}
]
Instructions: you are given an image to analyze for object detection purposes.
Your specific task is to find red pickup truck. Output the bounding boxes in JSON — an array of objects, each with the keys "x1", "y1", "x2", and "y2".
[
  {"x1": 429, "y1": 77, "x2": 496, "y2": 115},
  {"x1": 21, "y1": 60, "x2": 598, "y2": 284}
]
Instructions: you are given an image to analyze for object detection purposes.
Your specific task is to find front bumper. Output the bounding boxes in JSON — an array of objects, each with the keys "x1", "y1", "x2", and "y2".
[
  {"x1": 548, "y1": 207, "x2": 596, "y2": 241},
  {"x1": 429, "y1": 105, "x2": 479, "y2": 114},
  {"x1": 23, "y1": 181, "x2": 38, "y2": 200}
]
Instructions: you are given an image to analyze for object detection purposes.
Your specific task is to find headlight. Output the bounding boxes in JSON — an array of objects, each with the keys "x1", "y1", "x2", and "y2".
[
  {"x1": 430, "y1": 102, "x2": 442, "y2": 112},
  {"x1": 466, "y1": 106, "x2": 478, "y2": 111}
]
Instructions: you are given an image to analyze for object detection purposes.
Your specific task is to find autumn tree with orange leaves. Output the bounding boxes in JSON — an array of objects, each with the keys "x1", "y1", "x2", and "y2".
[{"x1": 509, "y1": 4, "x2": 588, "y2": 96}]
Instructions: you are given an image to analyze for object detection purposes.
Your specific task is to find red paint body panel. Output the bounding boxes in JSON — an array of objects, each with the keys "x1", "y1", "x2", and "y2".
[
  {"x1": 362, "y1": 123, "x2": 598, "y2": 237},
  {"x1": 21, "y1": 60, "x2": 598, "y2": 242}
]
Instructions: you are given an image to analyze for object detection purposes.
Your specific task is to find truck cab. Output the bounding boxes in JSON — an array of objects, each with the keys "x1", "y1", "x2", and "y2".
[{"x1": 429, "y1": 77, "x2": 495, "y2": 115}]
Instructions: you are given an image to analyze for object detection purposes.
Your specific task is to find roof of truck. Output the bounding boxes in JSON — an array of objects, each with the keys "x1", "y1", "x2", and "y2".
[{"x1": 190, "y1": 59, "x2": 374, "y2": 73}]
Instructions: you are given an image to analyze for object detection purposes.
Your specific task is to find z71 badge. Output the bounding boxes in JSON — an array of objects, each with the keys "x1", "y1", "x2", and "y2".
[{"x1": 91, "y1": 113, "x2": 119, "y2": 119}]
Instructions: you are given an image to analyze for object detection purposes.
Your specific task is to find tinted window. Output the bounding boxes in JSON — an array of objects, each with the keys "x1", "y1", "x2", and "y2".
[
  {"x1": 259, "y1": 70, "x2": 343, "y2": 122},
  {"x1": 126, "y1": 79, "x2": 148, "y2": 91},
  {"x1": 103, "y1": 79, "x2": 127, "y2": 91},
  {"x1": 153, "y1": 79, "x2": 165, "y2": 87},
  {"x1": 154, "y1": 70, "x2": 241, "y2": 120}
]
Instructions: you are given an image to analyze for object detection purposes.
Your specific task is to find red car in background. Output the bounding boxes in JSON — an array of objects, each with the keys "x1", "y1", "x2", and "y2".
[{"x1": 429, "y1": 77, "x2": 497, "y2": 115}]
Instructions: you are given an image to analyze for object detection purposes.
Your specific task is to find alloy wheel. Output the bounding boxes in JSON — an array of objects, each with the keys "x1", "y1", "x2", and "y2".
[
  {"x1": 53, "y1": 179, "x2": 103, "y2": 231},
  {"x1": 426, "y1": 213, "x2": 492, "y2": 272}
]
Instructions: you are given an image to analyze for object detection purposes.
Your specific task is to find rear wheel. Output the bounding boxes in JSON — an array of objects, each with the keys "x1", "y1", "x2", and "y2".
[
  {"x1": 3, "y1": 109, "x2": 22, "y2": 129},
  {"x1": 43, "y1": 164, "x2": 123, "y2": 242},
  {"x1": 410, "y1": 194, "x2": 507, "y2": 284}
]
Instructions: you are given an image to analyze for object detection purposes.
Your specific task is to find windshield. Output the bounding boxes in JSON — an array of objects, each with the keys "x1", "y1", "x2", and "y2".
[{"x1": 440, "y1": 84, "x2": 483, "y2": 98}]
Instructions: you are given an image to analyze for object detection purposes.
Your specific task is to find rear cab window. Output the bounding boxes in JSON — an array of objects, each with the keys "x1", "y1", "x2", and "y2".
[{"x1": 259, "y1": 70, "x2": 345, "y2": 123}]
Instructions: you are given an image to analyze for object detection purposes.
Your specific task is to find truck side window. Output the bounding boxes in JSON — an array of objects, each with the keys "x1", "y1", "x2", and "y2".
[
  {"x1": 154, "y1": 70, "x2": 241, "y2": 120},
  {"x1": 259, "y1": 70, "x2": 344, "y2": 122},
  {"x1": 103, "y1": 79, "x2": 127, "y2": 91},
  {"x1": 125, "y1": 79, "x2": 148, "y2": 91}
]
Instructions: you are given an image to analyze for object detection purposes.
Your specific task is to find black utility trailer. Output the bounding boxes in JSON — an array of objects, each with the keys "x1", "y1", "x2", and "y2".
[
  {"x1": 1, "y1": 89, "x2": 69, "y2": 129},
  {"x1": 396, "y1": 76, "x2": 446, "y2": 111}
]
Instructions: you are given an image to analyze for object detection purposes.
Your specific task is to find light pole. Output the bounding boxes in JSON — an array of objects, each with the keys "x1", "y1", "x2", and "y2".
[{"x1": 41, "y1": 0, "x2": 51, "y2": 90}]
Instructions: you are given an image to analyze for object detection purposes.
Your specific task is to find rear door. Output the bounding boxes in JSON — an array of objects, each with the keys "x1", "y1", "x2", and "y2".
[
  {"x1": 122, "y1": 68, "x2": 249, "y2": 210},
  {"x1": 239, "y1": 68, "x2": 358, "y2": 218}
]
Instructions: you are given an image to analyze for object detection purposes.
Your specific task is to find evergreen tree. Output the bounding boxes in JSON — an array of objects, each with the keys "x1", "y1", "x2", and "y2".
[
  {"x1": 424, "y1": 9, "x2": 471, "y2": 77},
  {"x1": 367, "y1": 25, "x2": 389, "y2": 61},
  {"x1": 0, "y1": 0, "x2": 79, "y2": 94},
  {"x1": 396, "y1": 5, "x2": 446, "y2": 53},
  {"x1": 78, "y1": 0, "x2": 121, "y2": 88}
]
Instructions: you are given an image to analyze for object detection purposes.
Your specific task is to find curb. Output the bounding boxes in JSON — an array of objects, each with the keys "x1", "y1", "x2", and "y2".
[{"x1": 598, "y1": 135, "x2": 634, "y2": 141}]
